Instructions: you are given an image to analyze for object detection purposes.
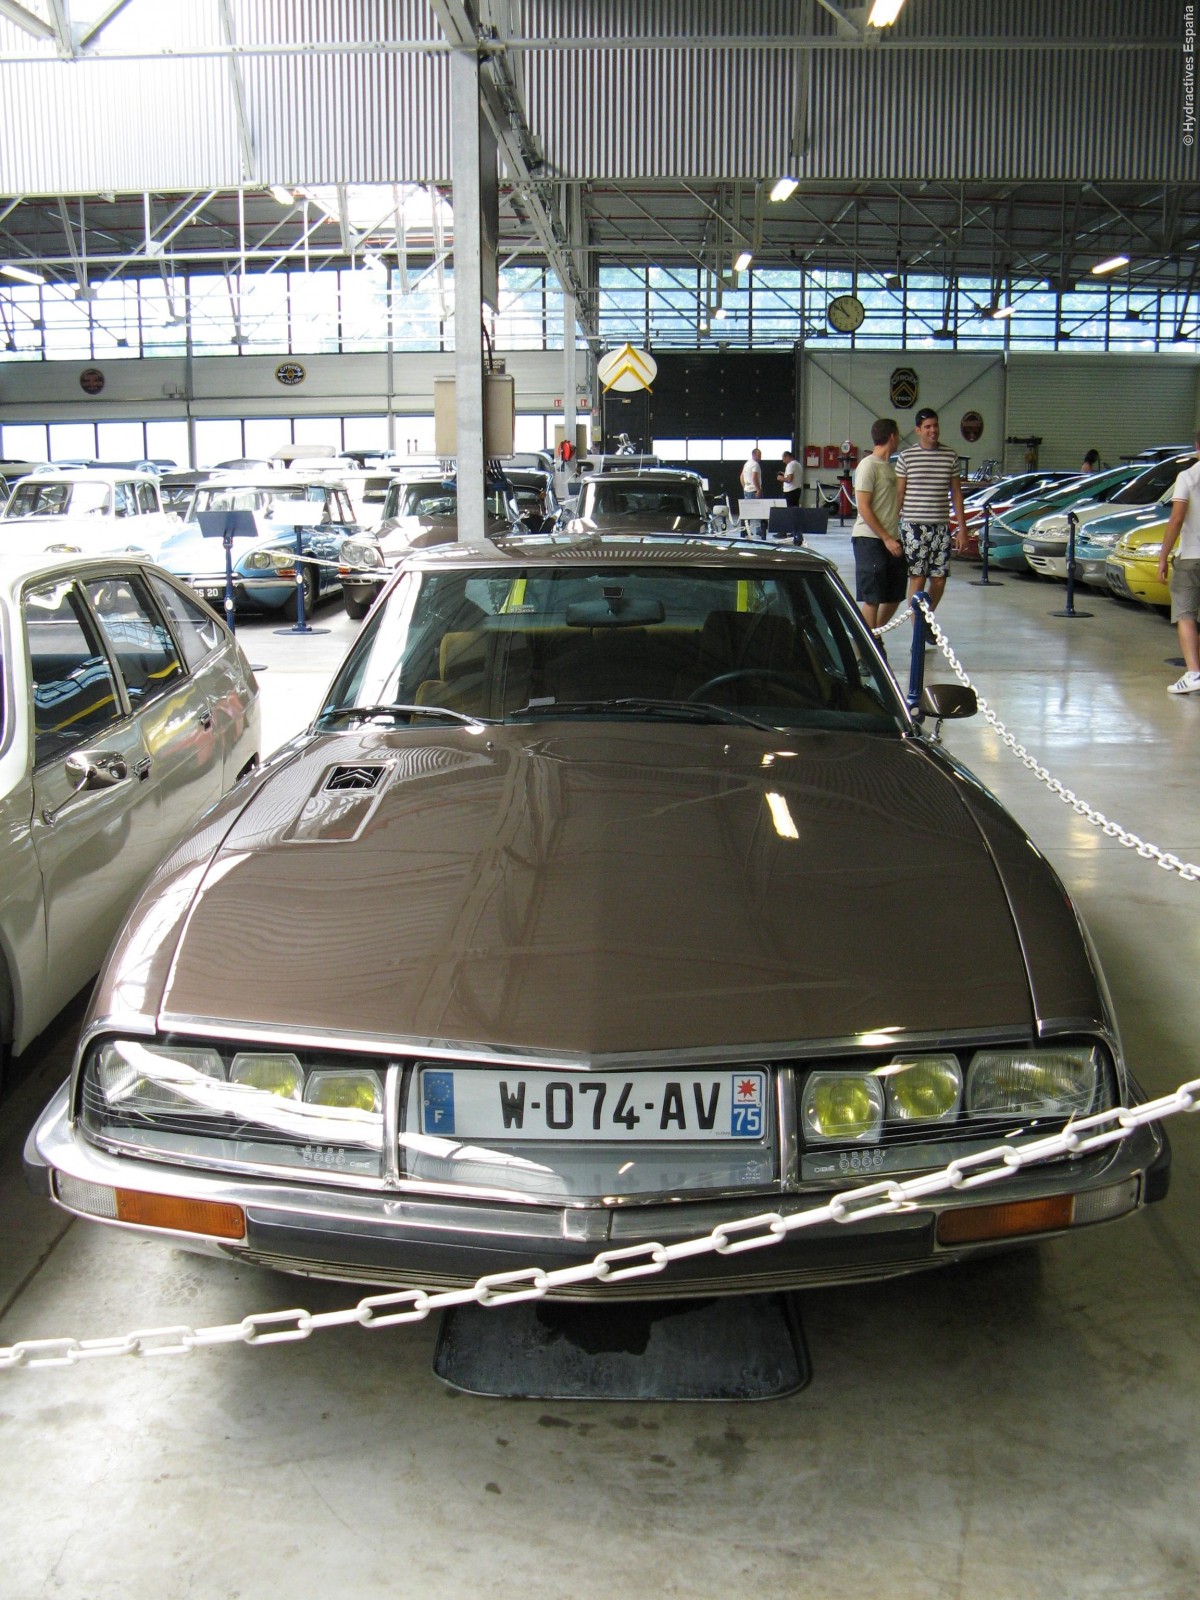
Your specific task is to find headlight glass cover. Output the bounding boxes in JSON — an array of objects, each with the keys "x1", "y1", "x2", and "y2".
[
  {"x1": 81, "y1": 1039, "x2": 386, "y2": 1181},
  {"x1": 800, "y1": 1044, "x2": 1107, "y2": 1159},
  {"x1": 341, "y1": 539, "x2": 383, "y2": 568},
  {"x1": 965, "y1": 1047, "x2": 1100, "y2": 1118},
  {"x1": 242, "y1": 549, "x2": 292, "y2": 572}
]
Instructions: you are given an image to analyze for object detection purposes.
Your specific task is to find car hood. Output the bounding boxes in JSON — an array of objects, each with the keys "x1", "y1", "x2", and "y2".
[
  {"x1": 0, "y1": 514, "x2": 155, "y2": 554},
  {"x1": 94, "y1": 724, "x2": 1106, "y2": 1060},
  {"x1": 373, "y1": 514, "x2": 513, "y2": 558},
  {"x1": 1067, "y1": 503, "x2": 1167, "y2": 542}
]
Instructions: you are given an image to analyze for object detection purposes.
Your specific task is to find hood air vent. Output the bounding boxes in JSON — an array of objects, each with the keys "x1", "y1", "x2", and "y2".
[{"x1": 325, "y1": 764, "x2": 387, "y2": 792}]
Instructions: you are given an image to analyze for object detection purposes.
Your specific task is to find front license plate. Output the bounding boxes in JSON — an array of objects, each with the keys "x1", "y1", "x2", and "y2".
[
  {"x1": 418, "y1": 1068, "x2": 768, "y2": 1142},
  {"x1": 198, "y1": 587, "x2": 224, "y2": 600}
]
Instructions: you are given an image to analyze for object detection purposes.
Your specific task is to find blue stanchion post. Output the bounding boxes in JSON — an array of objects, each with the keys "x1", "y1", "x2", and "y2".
[
  {"x1": 292, "y1": 525, "x2": 310, "y2": 633},
  {"x1": 221, "y1": 531, "x2": 236, "y2": 634},
  {"x1": 970, "y1": 502, "x2": 1004, "y2": 587},
  {"x1": 906, "y1": 591, "x2": 930, "y2": 714},
  {"x1": 1051, "y1": 510, "x2": 1093, "y2": 619}
]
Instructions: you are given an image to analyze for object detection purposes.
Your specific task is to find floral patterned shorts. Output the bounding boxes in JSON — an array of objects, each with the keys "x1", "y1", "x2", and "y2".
[{"x1": 900, "y1": 521, "x2": 952, "y2": 579}]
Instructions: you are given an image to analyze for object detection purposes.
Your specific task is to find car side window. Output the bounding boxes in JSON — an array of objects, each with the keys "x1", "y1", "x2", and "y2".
[
  {"x1": 113, "y1": 482, "x2": 135, "y2": 518},
  {"x1": 83, "y1": 574, "x2": 185, "y2": 707},
  {"x1": 137, "y1": 481, "x2": 159, "y2": 515},
  {"x1": 148, "y1": 574, "x2": 224, "y2": 670},
  {"x1": 25, "y1": 581, "x2": 123, "y2": 768}
]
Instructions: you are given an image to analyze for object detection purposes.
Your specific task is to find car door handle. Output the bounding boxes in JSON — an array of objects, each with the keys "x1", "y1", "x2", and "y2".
[{"x1": 198, "y1": 709, "x2": 214, "y2": 730}]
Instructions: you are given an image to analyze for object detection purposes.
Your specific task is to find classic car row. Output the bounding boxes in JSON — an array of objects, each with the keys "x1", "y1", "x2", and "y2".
[
  {"x1": 958, "y1": 451, "x2": 1193, "y2": 610},
  {"x1": 20, "y1": 528, "x2": 1170, "y2": 1302}
]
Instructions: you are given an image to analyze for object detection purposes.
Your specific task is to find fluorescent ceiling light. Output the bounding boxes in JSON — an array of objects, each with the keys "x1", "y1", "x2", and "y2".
[
  {"x1": 989, "y1": 304, "x2": 1014, "y2": 319},
  {"x1": 1091, "y1": 254, "x2": 1130, "y2": 275},
  {"x1": 769, "y1": 177, "x2": 798, "y2": 203},
  {"x1": 1, "y1": 262, "x2": 45, "y2": 285},
  {"x1": 734, "y1": 250, "x2": 753, "y2": 273},
  {"x1": 270, "y1": 186, "x2": 295, "y2": 207},
  {"x1": 868, "y1": 0, "x2": 907, "y2": 25},
  {"x1": 713, "y1": 305, "x2": 727, "y2": 320}
]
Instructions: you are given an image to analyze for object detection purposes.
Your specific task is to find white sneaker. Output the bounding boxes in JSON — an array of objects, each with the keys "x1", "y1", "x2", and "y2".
[{"x1": 1167, "y1": 671, "x2": 1200, "y2": 695}]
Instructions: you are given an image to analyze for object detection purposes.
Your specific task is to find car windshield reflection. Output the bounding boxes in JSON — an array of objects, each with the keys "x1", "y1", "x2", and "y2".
[{"x1": 318, "y1": 562, "x2": 904, "y2": 733}]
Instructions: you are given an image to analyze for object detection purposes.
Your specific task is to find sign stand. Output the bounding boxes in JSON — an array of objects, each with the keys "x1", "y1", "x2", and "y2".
[{"x1": 196, "y1": 509, "x2": 259, "y2": 635}]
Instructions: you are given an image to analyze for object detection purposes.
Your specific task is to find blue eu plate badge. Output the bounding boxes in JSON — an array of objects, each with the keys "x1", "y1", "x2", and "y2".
[{"x1": 422, "y1": 1070, "x2": 455, "y2": 1135}]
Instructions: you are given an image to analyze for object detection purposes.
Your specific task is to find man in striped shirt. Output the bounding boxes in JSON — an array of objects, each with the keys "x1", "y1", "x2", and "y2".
[{"x1": 895, "y1": 408, "x2": 968, "y2": 616}]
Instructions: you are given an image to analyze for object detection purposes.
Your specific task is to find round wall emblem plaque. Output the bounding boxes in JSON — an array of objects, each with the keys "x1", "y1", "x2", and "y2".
[
  {"x1": 889, "y1": 366, "x2": 918, "y2": 410},
  {"x1": 79, "y1": 366, "x2": 105, "y2": 395},
  {"x1": 960, "y1": 410, "x2": 984, "y2": 443},
  {"x1": 275, "y1": 361, "x2": 306, "y2": 387}
]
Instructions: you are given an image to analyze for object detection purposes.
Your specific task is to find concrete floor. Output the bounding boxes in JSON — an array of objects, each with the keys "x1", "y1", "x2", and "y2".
[{"x1": 2, "y1": 544, "x2": 1198, "y2": 1600}]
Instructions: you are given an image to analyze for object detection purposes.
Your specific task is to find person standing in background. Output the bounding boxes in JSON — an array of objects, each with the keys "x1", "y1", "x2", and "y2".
[
  {"x1": 778, "y1": 450, "x2": 801, "y2": 507},
  {"x1": 740, "y1": 447, "x2": 764, "y2": 536},
  {"x1": 895, "y1": 408, "x2": 968, "y2": 618},
  {"x1": 1158, "y1": 428, "x2": 1200, "y2": 695},
  {"x1": 852, "y1": 419, "x2": 906, "y2": 637}
]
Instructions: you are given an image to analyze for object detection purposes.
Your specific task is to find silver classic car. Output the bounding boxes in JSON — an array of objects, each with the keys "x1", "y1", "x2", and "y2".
[
  {"x1": 1, "y1": 552, "x2": 259, "y2": 1088},
  {"x1": 26, "y1": 536, "x2": 1167, "y2": 1293}
]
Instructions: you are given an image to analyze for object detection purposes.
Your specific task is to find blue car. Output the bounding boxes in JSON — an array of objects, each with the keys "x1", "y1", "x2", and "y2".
[{"x1": 152, "y1": 473, "x2": 359, "y2": 617}]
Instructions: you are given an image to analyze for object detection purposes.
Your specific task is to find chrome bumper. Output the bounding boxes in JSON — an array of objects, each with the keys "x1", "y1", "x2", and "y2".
[{"x1": 25, "y1": 1080, "x2": 1171, "y2": 1298}]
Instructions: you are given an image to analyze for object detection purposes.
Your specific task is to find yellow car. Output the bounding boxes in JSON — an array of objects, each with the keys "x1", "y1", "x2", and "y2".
[{"x1": 1106, "y1": 520, "x2": 1172, "y2": 608}]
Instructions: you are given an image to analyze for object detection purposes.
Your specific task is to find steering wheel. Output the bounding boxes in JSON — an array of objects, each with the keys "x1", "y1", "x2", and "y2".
[{"x1": 686, "y1": 667, "x2": 810, "y2": 702}]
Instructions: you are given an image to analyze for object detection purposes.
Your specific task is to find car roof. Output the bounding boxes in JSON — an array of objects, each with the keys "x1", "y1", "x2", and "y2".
[
  {"x1": 194, "y1": 471, "x2": 347, "y2": 491},
  {"x1": 581, "y1": 469, "x2": 702, "y2": 486},
  {"x1": 400, "y1": 532, "x2": 833, "y2": 573},
  {"x1": 0, "y1": 547, "x2": 166, "y2": 596},
  {"x1": 17, "y1": 466, "x2": 154, "y2": 485}
]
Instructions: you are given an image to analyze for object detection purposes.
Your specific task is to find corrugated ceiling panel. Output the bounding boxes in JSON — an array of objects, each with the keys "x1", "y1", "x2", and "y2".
[
  {"x1": 516, "y1": 0, "x2": 840, "y2": 37},
  {"x1": 526, "y1": 47, "x2": 792, "y2": 178},
  {"x1": 797, "y1": 47, "x2": 1185, "y2": 183}
]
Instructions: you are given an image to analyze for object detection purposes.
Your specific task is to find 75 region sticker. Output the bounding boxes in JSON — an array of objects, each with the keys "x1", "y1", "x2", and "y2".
[{"x1": 730, "y1": 1071, "x2": 766, "y2": 1138}]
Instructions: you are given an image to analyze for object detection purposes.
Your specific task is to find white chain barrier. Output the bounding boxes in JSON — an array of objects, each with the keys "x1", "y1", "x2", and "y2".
[
  {"x1": 3, "y1": 1078, "x2": 1196, "y2": 1370},
  {"x1": 914, "y1": 597, "x2": 1200, "y2": 884},
  {"x1": 3, "y1": 606, "x2": 1197, "y2": 1372}
]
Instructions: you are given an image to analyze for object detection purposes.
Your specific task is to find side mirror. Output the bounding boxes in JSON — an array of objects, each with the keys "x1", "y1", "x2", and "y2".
[
  {"x1": 920, "y1": 683, "x2": 977, "y2": 720},
  {"x1": 66, "y1": 751, "x2": 130, "y2": 791}
]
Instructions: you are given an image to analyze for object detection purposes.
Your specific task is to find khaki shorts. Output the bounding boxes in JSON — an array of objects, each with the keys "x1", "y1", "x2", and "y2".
[{"x1": 1170, "y1": 557, "x2": 1200, "y2": 623}]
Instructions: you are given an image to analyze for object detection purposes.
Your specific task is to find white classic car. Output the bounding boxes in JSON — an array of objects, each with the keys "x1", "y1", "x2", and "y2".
[
  {"x1": 0, "y1": 550, "x2": 260, "y2": 1087},
  {"x1": 0, "y1": 466, "x2": 178, "y2": 556}
]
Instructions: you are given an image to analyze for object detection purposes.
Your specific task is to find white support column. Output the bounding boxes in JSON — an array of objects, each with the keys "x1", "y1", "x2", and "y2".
[
  {"x1": 563, "y1": 290, "x2": 577, "y2": 459},
  {"x1": 449, "y1": 44, "x2": 486, "y2": 545}
]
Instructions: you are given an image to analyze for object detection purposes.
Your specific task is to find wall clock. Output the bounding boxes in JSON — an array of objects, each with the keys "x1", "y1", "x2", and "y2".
[{"x1": 827, "y1": 294, "x2": 865, "y2": 333}]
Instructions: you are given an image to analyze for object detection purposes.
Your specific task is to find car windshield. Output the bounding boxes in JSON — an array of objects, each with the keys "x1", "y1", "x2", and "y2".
[
  {"x1": 318, "y1": 562, "x2": 905, "y2": 734},
  {"x1": 193, "y1": 484, "x2": 321, "y2": 517},
  {"x1": 1111, "y1": 457, "x2": 1191, "y2": 505},
  {"x1": 3, "y1": 480, "x2": 112, "y2": 519},
  {"x1": 389, "y1": 482, "x2": 511, "y2": 520},
  {"x1": 582, "y1": 482, "x2": 705, "y2": 520}
]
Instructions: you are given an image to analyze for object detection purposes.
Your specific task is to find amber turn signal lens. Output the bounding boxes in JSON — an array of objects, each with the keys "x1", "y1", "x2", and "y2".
[
  {"x1": 115, "y1": 1189, "x2": 246, "y2": 1240},
  {"x1": 936, "y1": 1194, "x2": 1074, "y2": 1245}
]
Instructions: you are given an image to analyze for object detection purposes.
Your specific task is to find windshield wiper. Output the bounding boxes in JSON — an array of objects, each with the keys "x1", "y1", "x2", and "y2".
[
  {"x1": 317, "y1": 702, "x2": 491, "y2": 729},
  {"x1": 511, "y1": 697, "x2": 775, "y2": 731}
]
